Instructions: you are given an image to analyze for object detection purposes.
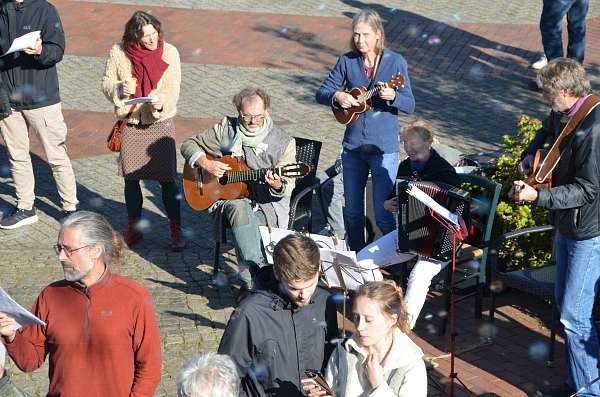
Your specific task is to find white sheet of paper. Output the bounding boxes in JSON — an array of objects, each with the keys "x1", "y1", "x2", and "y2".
[
  {"x1": 0, "y1": 342, "x2": 5, "y2": 368},
  {"x1": 320, "y1": 248, "x2": 382, "y2": 290},
  {"x1": 124, "y1": 96, "x2": 157, "y2": 106},
  {"x1": 259, "y1": 226, "x2": 345, "y2": 264},
  {"x1": 2, "y1": 31, "x2": 41, "y2": 57},
  {"x1": 0, "y1": 287, "x2": 45, "y2": 331},
  {"x1": 407, "y1": 184, "x2": 460, "y2": 226}
]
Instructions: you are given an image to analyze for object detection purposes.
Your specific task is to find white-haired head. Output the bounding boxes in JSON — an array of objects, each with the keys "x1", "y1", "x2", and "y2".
[{"x1": 177, "y1": 352, "x2": 239, "y2": 397}]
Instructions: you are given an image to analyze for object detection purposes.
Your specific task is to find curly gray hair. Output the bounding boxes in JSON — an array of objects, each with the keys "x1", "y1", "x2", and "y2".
[{"x1": 177, "y1": 353, "x2": 240, "y2": 397}]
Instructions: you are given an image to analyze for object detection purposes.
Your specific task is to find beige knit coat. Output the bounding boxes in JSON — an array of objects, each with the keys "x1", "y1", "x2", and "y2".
[{"x1": 101, "y1": 42, "x2": 181, "y2": 125}]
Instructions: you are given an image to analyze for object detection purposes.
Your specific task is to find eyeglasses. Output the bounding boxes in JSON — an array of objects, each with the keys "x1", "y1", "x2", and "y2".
[
  {"x1": 240, "y1": 113, "x2": 265, "y2": 123},
  {"x1": 53, "y1": 244, "x2": 93, "y2": 257}
]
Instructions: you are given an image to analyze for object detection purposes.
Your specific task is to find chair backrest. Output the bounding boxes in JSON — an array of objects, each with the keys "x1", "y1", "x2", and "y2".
[
  {"x1": 459, "y1": 173, "x2": 501, "y2": 283},
  {"x1": 288, "y1": 137, "x2": 322, "y2": 229}
]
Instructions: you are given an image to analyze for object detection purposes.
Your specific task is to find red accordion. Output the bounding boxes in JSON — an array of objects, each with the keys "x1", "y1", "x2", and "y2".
[{"x1": 396, "y1": 180, "x2": 471, "y2": 262}]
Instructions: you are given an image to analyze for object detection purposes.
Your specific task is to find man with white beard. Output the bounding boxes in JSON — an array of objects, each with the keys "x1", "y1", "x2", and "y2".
[{"x1": 0, "y1": 211, "x2": 162, "y2": 397}]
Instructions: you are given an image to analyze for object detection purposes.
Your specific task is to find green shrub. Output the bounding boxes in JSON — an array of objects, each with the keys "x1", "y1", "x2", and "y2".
[{"x1": 485, "y1": 115, "x2": 553, "y2": 270}]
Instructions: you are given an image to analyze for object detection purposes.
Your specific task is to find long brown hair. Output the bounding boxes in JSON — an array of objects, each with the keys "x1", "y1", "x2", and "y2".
[
  {"x1": 122, "y1": 11, "x2": 164, "y2": 49},
  {"x1": 355, "y1": 280, "x2": 410, "y2": 334}
]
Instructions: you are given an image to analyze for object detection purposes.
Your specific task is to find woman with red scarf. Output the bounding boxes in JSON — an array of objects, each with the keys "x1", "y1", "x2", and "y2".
[{"x1": 102, "y1": 11, "x2": 184, "y2": 251}]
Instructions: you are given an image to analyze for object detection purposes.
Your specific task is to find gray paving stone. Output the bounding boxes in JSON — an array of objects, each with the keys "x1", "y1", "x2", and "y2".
[{"x1": 74, "y1": 0, "x2": 600, "y2": 22}]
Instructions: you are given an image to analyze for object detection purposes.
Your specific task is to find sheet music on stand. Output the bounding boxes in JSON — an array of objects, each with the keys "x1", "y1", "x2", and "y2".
[
  {"x1": 319, "y1": 249, "x2": 383, "y2": 291},
  {"x1": 406, "y1": 184, "x2": 459, "y2": 227},
  {"x1": 259, "y1": 226, "x2": 346, "y2": 264}
]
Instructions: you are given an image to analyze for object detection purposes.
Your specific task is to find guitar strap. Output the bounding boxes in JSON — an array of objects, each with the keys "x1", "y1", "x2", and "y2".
[
  {"x1": 366, "y1": 52, "x2": 382, "y2": 90},
  {"x1": 535, "y1": 94, "x2": 600, "y2": 184}
]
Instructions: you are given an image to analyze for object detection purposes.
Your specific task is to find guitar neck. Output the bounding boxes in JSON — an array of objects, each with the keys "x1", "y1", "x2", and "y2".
[
  {"x1": 360, "y1": 86, "x2": 380, "y2": 102},
  {"x1": 225, "y1": 167, "x2": 280, "y2": 184}
]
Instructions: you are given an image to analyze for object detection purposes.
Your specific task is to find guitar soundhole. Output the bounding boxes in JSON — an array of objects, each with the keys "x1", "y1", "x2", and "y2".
[{"x1": 218, "y1": 175, "x2": 228, "y2": 185}]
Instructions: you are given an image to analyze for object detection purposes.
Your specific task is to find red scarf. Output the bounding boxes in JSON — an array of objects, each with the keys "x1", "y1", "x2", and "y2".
[{"x1": 124, "y1": 40, "x2": 169, "y2": 97}]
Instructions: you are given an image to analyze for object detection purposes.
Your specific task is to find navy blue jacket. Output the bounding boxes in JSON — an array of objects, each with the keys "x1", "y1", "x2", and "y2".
[{"x1": 316, "y1": 48, "x2": 415, "y2": 153}]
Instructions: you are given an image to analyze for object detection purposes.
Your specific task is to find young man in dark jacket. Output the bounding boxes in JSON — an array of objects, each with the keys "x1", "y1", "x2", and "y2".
[
  {"x1": 0, "y1": 0, "x2": 78, "y2": 229},
  {"x1": 514, "y1": 58, "x2": 600, "y2": 397},
  {"x1": 218, "y1": 234, "x2": 338, "y2": 397}
]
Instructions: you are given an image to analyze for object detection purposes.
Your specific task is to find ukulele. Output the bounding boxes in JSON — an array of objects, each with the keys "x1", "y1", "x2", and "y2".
[
  {"x1": 332, "y1": 73, "x2": 405, "y2": 125},
  {"x1": 182, "y1": 155, "x2": 310, "y2": 211}
]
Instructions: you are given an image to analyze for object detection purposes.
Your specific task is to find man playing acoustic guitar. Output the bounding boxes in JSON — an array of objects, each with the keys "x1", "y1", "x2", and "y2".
[
  {"x1": 181, "y1": 87, "x2": 295, "y2": 295},
  {"x1": 512, "y1": 58, "x2": 600, "y2": 397}
]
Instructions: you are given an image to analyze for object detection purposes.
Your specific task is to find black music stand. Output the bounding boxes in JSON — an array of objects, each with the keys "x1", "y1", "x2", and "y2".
[{"x1": 397, "y1": 182, "x2": 473, "y2": 397}]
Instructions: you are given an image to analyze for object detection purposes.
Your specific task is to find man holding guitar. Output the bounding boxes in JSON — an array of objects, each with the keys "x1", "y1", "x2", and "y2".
[
  {"x1": 512, "y1": 58, "x2": 600, "y2": 397},
  {"x1": 181, "y1": 87, "x2": 296, "y2": 292},
  {"x1": 316, "y1": 9, "x2": 415, "y2": 251}
]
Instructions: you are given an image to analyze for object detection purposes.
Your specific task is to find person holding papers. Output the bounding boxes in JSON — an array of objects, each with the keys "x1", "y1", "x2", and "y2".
[
  {"x1": 0, "y1": 0, "x2": 78, "y2": 229},
  {"x1": 304, "y1": 281, "x2": 426, "y2": 397},
  {"x1": 0, "y1": 211, "x2": 162, "y2": 397},
  {"x1": 102, "y1": 11, "x2": 184, "y2": 250},
  {"x1": 356, "y1": 120, "x2": 459, "y2": 329}
]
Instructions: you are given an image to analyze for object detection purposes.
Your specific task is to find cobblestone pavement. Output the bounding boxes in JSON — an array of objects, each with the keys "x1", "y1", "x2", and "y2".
[{"x1": 0, "y1": 0, "x2": 596, "y2": 395}]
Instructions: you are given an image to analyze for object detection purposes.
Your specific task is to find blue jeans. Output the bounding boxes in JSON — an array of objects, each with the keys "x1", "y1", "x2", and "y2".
[
  {"x1": 317, "y1": 170, "x2": 345, "y2": 239},
  {"x1": 541, "y1": 0, "x2": 589, "y2": 62},
  {"x1": 554, "y1": 232, "x2": 600, "y2": 396},
  {"x1": 342, "y1": 147, "x2": 399, "y2": 251}
]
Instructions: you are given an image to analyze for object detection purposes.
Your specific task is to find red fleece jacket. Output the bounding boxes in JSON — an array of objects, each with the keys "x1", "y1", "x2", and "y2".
[{"x1": 5, "y1": 270, "x2": 161, "y2": 397}]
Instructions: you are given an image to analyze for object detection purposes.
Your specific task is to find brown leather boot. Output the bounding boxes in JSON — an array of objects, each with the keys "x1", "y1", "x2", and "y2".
[
  {"x1": 169, "y1": 218, "x2": 185, "y2": 252},
  {"x1": 124, "y1": 216, "x2": 143, "y2": 247}
]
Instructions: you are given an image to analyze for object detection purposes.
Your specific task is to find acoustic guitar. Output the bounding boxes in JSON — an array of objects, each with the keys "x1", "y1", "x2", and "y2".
[
  {"x1": 513, "y1": 95, "x2": 600, "y2": 202},
  {"x1": 523, "y1": 149, "x2": 551, "y2": 190},
  {"x1": 182, "y1": 155, "x2": 310, "y2": 211},
  {"x1": 332, "y1": 73, "x2": 405, "y2": 125}
]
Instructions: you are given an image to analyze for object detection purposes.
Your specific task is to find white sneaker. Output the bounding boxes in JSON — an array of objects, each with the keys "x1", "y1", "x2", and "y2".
[{"x1": 531, "y1": 55, "x2": 548, "y2": 70}]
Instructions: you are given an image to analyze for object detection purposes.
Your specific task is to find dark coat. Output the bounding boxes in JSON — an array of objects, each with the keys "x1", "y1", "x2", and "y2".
[
  {"x1": 524, "y1": 107, "x2": 600, "y2": 240},
  {"x1": 0, "y1": 0, "x2": 64, "y2": 110},
  {"x1": 390, "y1": 148, "x2": 460, "y2": 199},
  {"x1": 218, "y1": 267, "x2": 338, "y2": 397}
]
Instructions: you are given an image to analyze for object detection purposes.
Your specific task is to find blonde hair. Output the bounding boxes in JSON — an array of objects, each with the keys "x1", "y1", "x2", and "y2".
[
  {"x1": 350, "y1": 9, "x2": 385, "y2": 55},
  {"x1": 355, "y1": 280, "x2": 410, "y2": 334},
  {"x1": 402, "y1": 119, "x2": 435, "y2": 145}
]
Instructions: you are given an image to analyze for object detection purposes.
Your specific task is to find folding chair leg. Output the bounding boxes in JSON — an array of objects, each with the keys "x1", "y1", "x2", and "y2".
[
  {"x1": 438, "y1": 265, "x2": 453, "y2": 336},
  {"x1": 475, "y1": 282, "x2": 483, "y2": 319},
  {"x1": 489, "y1": 288, "x2": 497, "y2": 323},
  {"x1": 213, "y1": 241, "x2": 220, "y2": 276},
  {"x1": 547, "y1": 301, "x2": 558, "y2": 368}
]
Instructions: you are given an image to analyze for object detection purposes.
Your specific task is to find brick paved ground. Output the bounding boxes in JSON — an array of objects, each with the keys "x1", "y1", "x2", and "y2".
[{"x1": 1, "y1": 0, "x2": 597, "y2": 395}]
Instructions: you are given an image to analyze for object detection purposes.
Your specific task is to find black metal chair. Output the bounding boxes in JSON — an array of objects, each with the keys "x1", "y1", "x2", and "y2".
[
  {"x1": 212, "y1": 137, "x2": 322, "y2": 275},
  {"x1": 438, "y1": 173, "x2": 502, "y2": 335},
  {"x1": 489, "y1": 224, "x2": 557, "y2": 367}
]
